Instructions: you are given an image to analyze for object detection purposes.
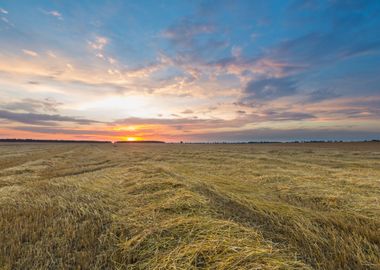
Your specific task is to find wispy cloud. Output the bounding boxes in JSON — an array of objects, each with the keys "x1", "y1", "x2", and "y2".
[
  {"x1": 231, "y1": 46, "x2": 242, "y2": 58},
  {"x1": 114, "y1": 109, "x2": 316, "y2": 132},
  {"x1": 0, "y1": 7, "x2": 14, "y2": 27},
  {"x1": 162, "y1": 17, "x2": 227, "y2": 61},
  {"x1": 181, "y1": 109, "x2": 194, "y2": 114},
  {"x1": 87, "y1": 35, "x2": 118, "y2": 64},
  {"x1": 162, "y1": 18, "x2": 215, "y2": 47},
  {"x1": 88, "y1": 36, "x2": 108, "y2": 51},
  {"x1": 42, "y1": 9, "x2": 63, "y2": 20},
  {"x1": 1, "y1": 16, "x2": 13, "y2": 27},
  {"x1": 305, "y1": 89, "x2": 341, "y2": 103},
  {"x1": 242, "y1": 77, "x2": 297, "y2": 103},
  {"x1": 0, "y1": 109, "x2": 101, "y2": 126},
  {"x1": 46, "y1": 50, "x2": 57, "y2": 58},
  {"x1": 1, "y1": 98, "x2": 62, "y2": 113},
  {"x1": 22, "y1": 49, "x2": 38, "y2": 57}
]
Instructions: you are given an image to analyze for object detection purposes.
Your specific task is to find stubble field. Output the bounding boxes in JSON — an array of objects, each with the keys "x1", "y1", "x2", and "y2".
[{"x1": 0, "y1": 142, "x2": 379, "y2": 269}]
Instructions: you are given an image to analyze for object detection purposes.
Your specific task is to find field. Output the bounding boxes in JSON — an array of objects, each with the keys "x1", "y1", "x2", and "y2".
[{"x1": 0, "y1": 142, "x2": 379, "y2": 269}]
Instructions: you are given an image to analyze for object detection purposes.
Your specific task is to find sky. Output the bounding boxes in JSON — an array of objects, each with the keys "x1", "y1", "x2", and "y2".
[{"x1": 0, "y1": 0, "x2": 379, "y2": 142}]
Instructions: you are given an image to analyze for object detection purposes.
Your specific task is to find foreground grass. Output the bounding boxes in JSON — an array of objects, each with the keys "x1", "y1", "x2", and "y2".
[{"x1": 0, "y1": 142, "x2": 379, "y2": 269}]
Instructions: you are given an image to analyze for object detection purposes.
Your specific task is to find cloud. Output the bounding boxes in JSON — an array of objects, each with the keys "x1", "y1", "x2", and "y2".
[
  {"x1": 114, "y1": 110, "x2": 316, "y2": 132},
  {"x1": 27, "y1": 81, "x2": 40, "y2": 85},
  {"x1": 0, "y1": 110, "x2": 101, "y2": 126},
  {"x1": 87, "y1": 35, "x2": 118, "y2": 64},
  {"x1": 0, "y1": 7, "x2": 13, "y2": 27},
  {"x1": 112, "y1": 117, "x2": 218, "y2": 135},
  {"x1": 1, "y1": 98, "x2": 62, "y2": 113},
  {"x1": 163, "y1": 18, "x2": 215, "y2": 48},
  {"x1": 306, "y1": 89, "x2": 341, "y2": 103},
  {"x1": 207, "y1": 55, "x2": 305, "y2": 83},
  {"x1": 88, "y1": 36, "x2": 108, "y2": 51},
  {"x1": 242, "y1": 77, "x2": 297, "y2": 102},
  {"x1": 114, "y1": 116, "x2": 217, "y2": 125},
  {"x1": 162, "y1": 18, "x2": 227, "y2": 62},
  {"x1": 47, "y1": 10, "x2": 63, "y2": 20},
  {"x1": 46, "y1": 50, "x2": 57, "y2": 58},
  {"x1": 344, "y1": 97, "x2": 380, "y2": 110},
  {"x1": 288, "y1": 95, "x2": 380, "y2": 122},
  {"x1": 272, "y1": 31, "x2": 380, "y2": 68},
  {"x1": 181, "y1": 109, "x2": 194, "y2": 114},
  {"x1": 12, "y1": 126, "x2": 117, "y2": 136},
  {"x1": 0, "y1": 53, "x2": 167, "y2": 96},
  {"x1": 259, "y1": 110, "x2": 315, "y2": 121},
  {"x1": 1, "y1": 17, "x2": 12, "y2": 27},
  {"x1": 22, "y1": 49, "x2": 38, "y2": 57},
  {"x1": 246, "y1": 1, "x2": 380, "y2": 81},
  {"x1": 231, "y1": 46, "x2": 242, "y2": 58}
]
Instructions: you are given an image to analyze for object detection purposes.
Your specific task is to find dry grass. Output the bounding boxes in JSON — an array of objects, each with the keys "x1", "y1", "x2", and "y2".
[{"x1": 0, "y1": 142, "x2": 379, "y2": 269}]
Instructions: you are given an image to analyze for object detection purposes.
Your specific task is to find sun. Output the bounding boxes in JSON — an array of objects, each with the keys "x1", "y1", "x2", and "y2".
[{"x1": 120, "y1": 136, "x2": 143, "y2": 142}]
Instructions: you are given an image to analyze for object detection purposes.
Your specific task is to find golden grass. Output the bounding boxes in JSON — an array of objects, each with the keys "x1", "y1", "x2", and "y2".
[{"x1": 0, "y1": 142, "x2": 379, "y2": 269}]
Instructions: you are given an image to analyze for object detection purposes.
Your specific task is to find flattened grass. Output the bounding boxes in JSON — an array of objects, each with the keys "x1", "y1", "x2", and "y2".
[{"x1": 0, "y1": 142, "x2": 379, "y2": 269}]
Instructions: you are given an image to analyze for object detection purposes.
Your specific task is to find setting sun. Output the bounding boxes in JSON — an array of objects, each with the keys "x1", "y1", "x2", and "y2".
[{"x1": 125, "y1": 137, "x2": 142, "y2": 141}]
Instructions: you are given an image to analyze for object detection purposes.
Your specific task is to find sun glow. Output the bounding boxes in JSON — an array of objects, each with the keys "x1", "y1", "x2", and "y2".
[
  {"x1": 114, "y1": 126, "x2": 137, "y2": 131},
  {"x1": 124, "y1": 136, "x2": 143, "y2": 141}
]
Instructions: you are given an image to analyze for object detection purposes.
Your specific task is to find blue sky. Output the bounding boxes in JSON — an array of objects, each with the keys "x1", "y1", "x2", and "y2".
[{"x1": 0, "y1": 0, "x2": 379, "y2": 141}]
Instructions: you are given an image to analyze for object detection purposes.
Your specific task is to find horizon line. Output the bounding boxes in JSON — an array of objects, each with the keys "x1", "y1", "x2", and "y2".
[{"x1": 1, "y1": 138, "x2": 379, "y2": 144}]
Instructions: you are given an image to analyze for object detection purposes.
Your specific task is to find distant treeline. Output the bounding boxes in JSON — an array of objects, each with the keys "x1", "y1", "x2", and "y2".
[
  {"x1": 177, "y1": 139, "x2": 380, "y2": 144},
  {"x1": 0, "y1": 139, "x2": 110, "y2": 143},
  {"x1": 0, "y1": 139, "x2": 166, "y2": 144}
]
